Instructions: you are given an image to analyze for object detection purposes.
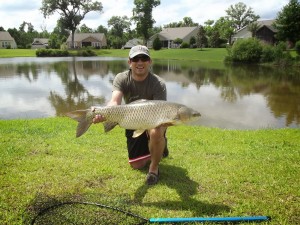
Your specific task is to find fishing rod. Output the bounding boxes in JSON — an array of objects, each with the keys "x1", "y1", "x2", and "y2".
[{"x1": 29, "y1": 200, "x2": 271, "y2": 224}]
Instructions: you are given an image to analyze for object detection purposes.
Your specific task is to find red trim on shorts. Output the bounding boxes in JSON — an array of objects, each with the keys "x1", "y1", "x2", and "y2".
[{"x1": 128, "y1": 154, "x2": 151, "y2": 163}]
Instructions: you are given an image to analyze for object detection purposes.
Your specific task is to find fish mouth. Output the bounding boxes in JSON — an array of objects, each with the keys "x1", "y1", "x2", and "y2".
[{"x1": 193, "y1": 112, "x2": 201, "y2": 117}]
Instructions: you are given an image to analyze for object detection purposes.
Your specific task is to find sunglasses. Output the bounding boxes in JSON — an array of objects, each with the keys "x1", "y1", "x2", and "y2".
[{"x1": 130, "y1": 55, "x2": 150, "y2": 62}]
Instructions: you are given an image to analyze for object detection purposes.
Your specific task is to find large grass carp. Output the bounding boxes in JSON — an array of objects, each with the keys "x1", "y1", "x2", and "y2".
[{"x1": 66, "y1": 100, "x2": 201, "y2": 138}]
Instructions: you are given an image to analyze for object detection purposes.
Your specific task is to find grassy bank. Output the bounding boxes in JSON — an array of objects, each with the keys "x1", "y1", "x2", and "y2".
[
  {"x1": 0, "y1": 48, "x2": 227, "y2": 61},
  {"x1": 0, "y1": 117, "x2": 299, "y2": 224}
]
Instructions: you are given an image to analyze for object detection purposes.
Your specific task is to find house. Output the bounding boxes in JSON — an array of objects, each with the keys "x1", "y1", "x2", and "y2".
[
  {"x1": 232, "y1": 20, "x2": 277, "y2": 45},
  {"x1": 0, "y1": 31, "x2": 17, "y2": 49},
  {"x1": 66, "y1": 33, "x2": 107, "y2": 49},
  {"x1": 122, "y1": 38, "x2": 143, "y2": 49},
  {"x1": 148, "y1": 26, "x2": 199, "y2": 48},
  {"x1": 31, "y1": 38, "x2": 49, "y2": 49}
]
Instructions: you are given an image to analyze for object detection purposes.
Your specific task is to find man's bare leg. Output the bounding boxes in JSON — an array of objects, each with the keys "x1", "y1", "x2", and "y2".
[{"x1": 147, "y1": 127, "x2": 166, "y2": 183}]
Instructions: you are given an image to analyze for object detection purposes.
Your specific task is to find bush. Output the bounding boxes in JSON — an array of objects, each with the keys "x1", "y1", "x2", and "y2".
[
  {"x1": 76, "y1": 49, "x2": 96, "y2": 56},
  {"x1": 261, "y1": 45, "x2": 275, "y2": 63},
  {"x1": 295, "y1": 40, "x2": 300, "y2": 55},
  {"x1": 153, "y1": 36, "x2": 162, "y2": 50},
  {"x1": 180, "y1": 42, "x2": 189, "y2": 48},
  {"x1": 36, "y1": 49, "x2": 69, "y2": 57},
  {"x1": 272, "y1": 42, "x2": 293, "y2": 66},
  {"x1": 229, "y1": 38, "x2": 263, "y2": 63}
]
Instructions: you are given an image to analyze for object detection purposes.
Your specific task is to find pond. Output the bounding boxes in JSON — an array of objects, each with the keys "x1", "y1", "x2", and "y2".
[{"x1": 0, "y1": 57, "x2": 299, "y2": 129}]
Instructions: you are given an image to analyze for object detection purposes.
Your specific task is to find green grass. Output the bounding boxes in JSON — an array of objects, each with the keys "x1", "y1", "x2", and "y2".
[
  {"x1": 0, "y1": 49, "x2": 37, "y2": 57},
  {"x1": 93, "y1": 48, "x2": 227, "y2": 62},
  {"x1": 0, "y1": 117, "x2": 299, "y2": 224},
  {"x1": 0, "y1": 48, "x2": 227, "y2": 62}
]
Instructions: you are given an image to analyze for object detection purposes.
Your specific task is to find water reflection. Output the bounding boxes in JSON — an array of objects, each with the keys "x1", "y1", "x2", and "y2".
[{"x1": 0, "y1": 57, "x2": 299, "y2": 129}]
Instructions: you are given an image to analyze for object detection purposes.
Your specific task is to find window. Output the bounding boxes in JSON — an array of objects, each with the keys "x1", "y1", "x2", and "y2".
[{"x1": 2, "y1": 41, "x2": 10, "y2": 48}]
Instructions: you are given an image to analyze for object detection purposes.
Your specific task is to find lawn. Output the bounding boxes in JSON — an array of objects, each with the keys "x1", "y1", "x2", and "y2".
[
  {"x1": 0, "y1": 49, "x2": 37, "y2": 57},
  {"x1": 0, "y1": 48, "x2": 228, "y2": 62},
  {"x1": 0, "y1": 117, "x2": 299, "y2": 224}
]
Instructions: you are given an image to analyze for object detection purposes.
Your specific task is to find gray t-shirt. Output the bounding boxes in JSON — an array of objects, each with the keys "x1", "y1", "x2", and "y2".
[{"x1": 113, "y1": 70, "x2": 167, "y2": 104}]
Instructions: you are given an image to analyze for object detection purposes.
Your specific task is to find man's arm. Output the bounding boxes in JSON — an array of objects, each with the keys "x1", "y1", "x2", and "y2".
[
  {"x1": 93, "y1": 90, "x2": 123, "y2": 123},
  {"x1": 107, "y1": 90, "x2": 123, "y2": 106}
]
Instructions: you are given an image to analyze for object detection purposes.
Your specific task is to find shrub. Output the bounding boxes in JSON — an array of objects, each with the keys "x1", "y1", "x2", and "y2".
[
  {"x1": 189, "y1": 36, "x2": 196, "y2": 48},
  {"x1": 295, "y1": 40, "x2": 300, "y2": 55},
  {"x1": 261, "y1": 45, "x2": 275, "y2": 63},
  {"x1": 229, "y1": 38, "x2": 263, "y2": 63},
  {"x1": 180, "y1": 42, "x2": 189, "y2": 48},
  {"x1": 36, "y1": 48, "x2": 69, "y2": 57},
  {"x1": 271, "y1": 42, "x2": 293, "y2": 66},
  {"x1": 153, "y1": 36, "x2": 162, "y2": 50},
  {"x1": 76, "y1": 49, "x2": 96, "y2": 56}
]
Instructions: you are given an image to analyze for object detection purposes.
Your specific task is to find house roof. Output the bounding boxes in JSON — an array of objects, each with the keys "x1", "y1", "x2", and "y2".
[
  {"x1": 233, "y1": 20, "x2": 276, "y2": 39},
  {"x1": 258, "y1": 20, "x2": 277, "y2": 32},
  {"x1": 32, "y1": 38, "x2": 49, "y2": 45},
  {"x1": 153, "y1": 26, "x2": 198, "y2": 41},
  {"x1": 0, "y1": 31, "x2": 15, "y2": 41},
  {"x1": 123, "y1": 38, "x2": 143, "y2": 49},
  {"x1": 67, "y1": 33, "x2": 105, "y2": 42}
]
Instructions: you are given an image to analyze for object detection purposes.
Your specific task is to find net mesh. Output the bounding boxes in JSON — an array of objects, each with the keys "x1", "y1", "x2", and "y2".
[{"x1": 23, "y1": 193, "x2": 149, "y2": 225}]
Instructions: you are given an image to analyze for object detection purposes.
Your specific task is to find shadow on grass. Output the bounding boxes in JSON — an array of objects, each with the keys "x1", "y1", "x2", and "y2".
[{"x1": 134, "y1": 164, "x2": 231, "y2": 216}]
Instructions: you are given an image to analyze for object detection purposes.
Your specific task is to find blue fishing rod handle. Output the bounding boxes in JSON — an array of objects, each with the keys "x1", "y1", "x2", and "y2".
[{"x1": 149, "y1": 216, "x2": 271, "y2": 223}]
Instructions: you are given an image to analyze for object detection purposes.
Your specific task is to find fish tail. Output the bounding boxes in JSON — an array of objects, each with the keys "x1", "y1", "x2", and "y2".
[{"x1": 65, "y1": 110, "x2": 93, "y2": 137}]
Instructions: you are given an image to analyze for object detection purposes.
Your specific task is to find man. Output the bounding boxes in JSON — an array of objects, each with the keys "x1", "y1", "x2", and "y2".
[{"x1": 93, "y1": 45, "x2": 168, "y2": 185}]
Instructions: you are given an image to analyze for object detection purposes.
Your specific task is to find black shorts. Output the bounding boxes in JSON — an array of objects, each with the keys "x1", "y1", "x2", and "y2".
[{"x1": 125, "y1": 129, "x2": 151, "y2": 163}]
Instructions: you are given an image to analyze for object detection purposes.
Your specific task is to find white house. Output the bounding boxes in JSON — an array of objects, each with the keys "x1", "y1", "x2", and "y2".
[
  {"x1": 0, "y1": 31, "x2": 17, "y2": 49},
  {"x1": 148, "y1": 27, "x2": 199, "y2": 48}
]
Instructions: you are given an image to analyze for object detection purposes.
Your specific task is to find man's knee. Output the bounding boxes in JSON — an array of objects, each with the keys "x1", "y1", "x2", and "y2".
[{"x1": 148, "y1": 127, "x2": 166, "y2": 140}]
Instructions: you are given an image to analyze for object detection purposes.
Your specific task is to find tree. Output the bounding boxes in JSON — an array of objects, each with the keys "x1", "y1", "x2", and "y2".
[
  {"x1": 78, "y1": 24, "x2": 94, "y2": 33},
  {"x1": 196, "y1": 25, "x2": 207, "y2": 49},
  {"x1": 95, "y1": 25, "x2": 108, "y2": 34},
  {"x1": 164, "y1": 17, "x2": 198, "y2": 28},
  {"x1": 108, "y1": 16, "x2": 131, "y2": 37},
  {"x1": 273, "y1": 0, "x2": 300, "y2": 45},
  {"x1": 247, "y1": 22, "x2": 261, "y2": 37},
  {"x1": 107, "y1": 16, "x2": 131, "y2": 48},
  {"x1": 210, "y1": 30, "x2": 221, "y2": 48},
  {"x1": 15, "y1": 22, "x2": 39, "y2": 48},
  {"x1": 40, "y1": 0, "x2": 103, "y2": 48},
  {"x1": 173, "y1": 38, "x2": 183, "y2": 46},
  {"x1": 132, "y1": 0, "x2": 160, "y2": 44},
  {"x1": 213, "y1": 17, "x2": 235, "y2": 44},
  {"x1": 226, "y1": 2, "x2": 260, "y2": 31},
  {"x1": 190, "y1": 36, "x2": 196, "y2": 47},
  {"x1": 182, "y1": 17, "x2": 198, "y2": 27},
  {"x1": 153, "y1": 36, "x2": 162, "y2": 50}
]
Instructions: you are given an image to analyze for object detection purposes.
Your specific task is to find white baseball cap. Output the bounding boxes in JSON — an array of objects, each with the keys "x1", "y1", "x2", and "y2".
[{"x1": 129, "y1": 45, "x2": 150, "y2": 59}]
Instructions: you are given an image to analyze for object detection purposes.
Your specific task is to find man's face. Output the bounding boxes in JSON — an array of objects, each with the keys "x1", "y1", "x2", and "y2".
[{"x1": 128, "y1": 54, "x2": 152, "y2": 77}]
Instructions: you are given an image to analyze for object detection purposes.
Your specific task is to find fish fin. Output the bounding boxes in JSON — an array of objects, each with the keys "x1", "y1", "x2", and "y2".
[
  {"x1": 161, "y1": 122, "x2": 176, "y2": 127},
  {"x1": 132, "y1": 130, "x2": 146, "y2": 138},
  {"x1": 65, "y1": 110, "x2": 92, "y2": 138},
  {"x1": 103, "y1": 122, "x2": 118, "y2": 133}
]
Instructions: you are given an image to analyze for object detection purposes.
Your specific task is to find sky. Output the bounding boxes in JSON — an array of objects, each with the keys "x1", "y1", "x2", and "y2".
[{"x1": 0, "y1": 0, "x2": 289, "y2": 32}]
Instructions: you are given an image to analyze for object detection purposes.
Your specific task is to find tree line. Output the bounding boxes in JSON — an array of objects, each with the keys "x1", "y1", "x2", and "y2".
[{"x1": 0, "y1": 0, "x2": 299, "y2": 50}]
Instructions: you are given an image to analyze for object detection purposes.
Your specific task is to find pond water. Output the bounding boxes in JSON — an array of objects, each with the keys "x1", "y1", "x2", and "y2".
[{"x1": 0, "y1": 56, "x2": 299, "y2": 129}]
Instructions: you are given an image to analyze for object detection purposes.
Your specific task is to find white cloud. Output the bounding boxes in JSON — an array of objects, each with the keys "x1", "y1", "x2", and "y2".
[{"x1": 0, "y1": 0, "x2": 290, "y2": 32}]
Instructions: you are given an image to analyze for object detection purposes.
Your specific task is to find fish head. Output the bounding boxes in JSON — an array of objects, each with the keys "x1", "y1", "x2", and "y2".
[{"x1": 177, "y1": 106, "x2": 201, "y2": 123}]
